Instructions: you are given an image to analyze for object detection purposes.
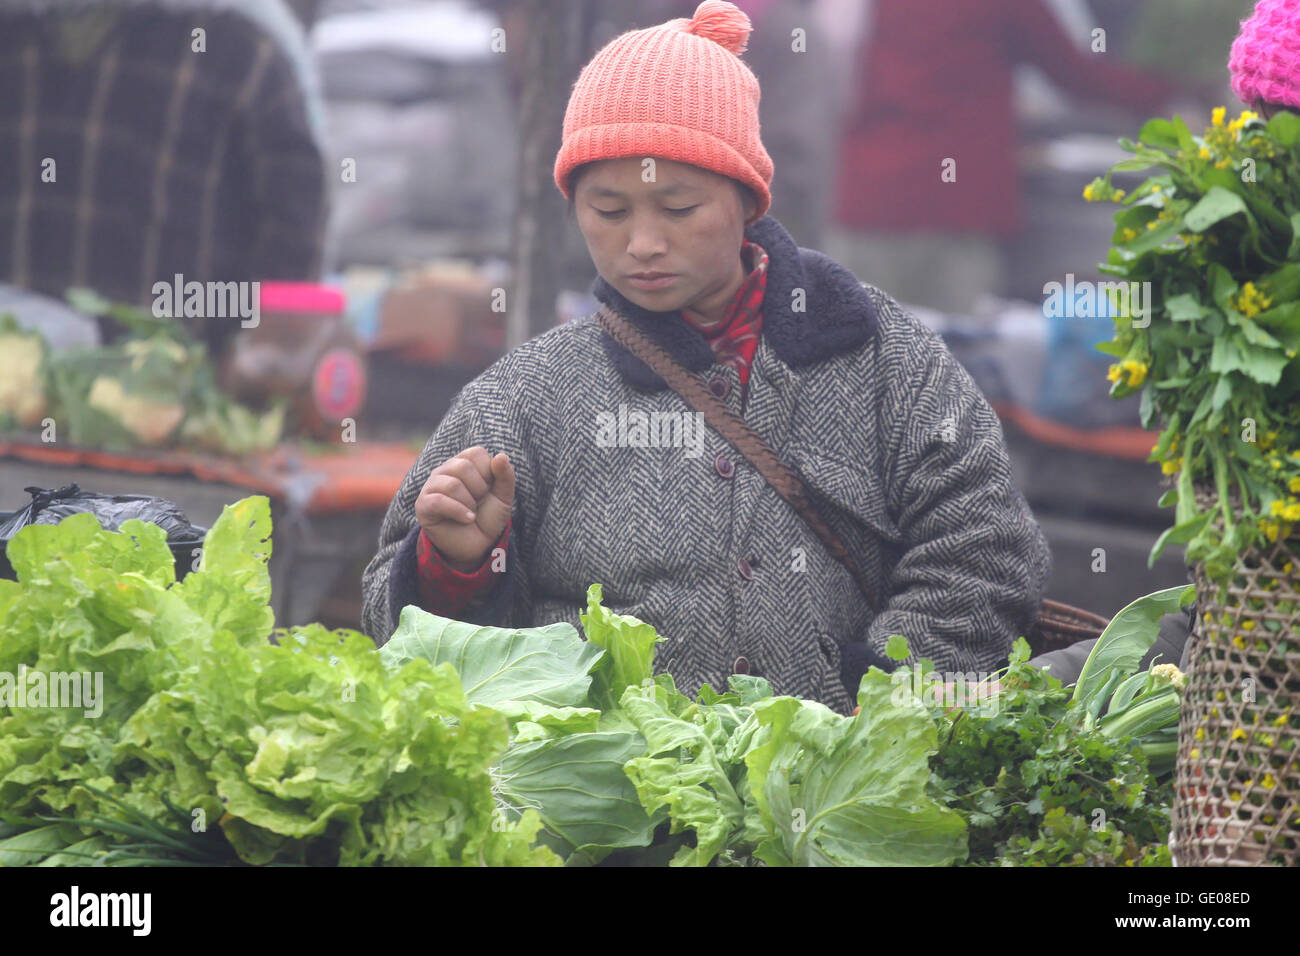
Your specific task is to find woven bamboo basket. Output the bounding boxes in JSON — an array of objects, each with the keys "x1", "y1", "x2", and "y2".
[{"x1": 1170, "y1": 483, "x2": 1300, "y2": 866}]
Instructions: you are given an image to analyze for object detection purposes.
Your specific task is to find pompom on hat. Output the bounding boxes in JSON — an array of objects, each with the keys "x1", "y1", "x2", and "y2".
[
  {"x1": 553, "y1": 0, "x2": 774, "y2": 225},
  {"x1": 1228, "y1": 0, "x2": 1300, "y2": 113}
]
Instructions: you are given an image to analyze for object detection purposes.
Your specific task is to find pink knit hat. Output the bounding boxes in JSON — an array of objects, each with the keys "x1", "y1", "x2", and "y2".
[
  {"x1": 1229, "y1": 0, "x2": 1300, "y2": 112},
  {"x1": 553, "y1": 0, "x2": 774, "y2": 225}
]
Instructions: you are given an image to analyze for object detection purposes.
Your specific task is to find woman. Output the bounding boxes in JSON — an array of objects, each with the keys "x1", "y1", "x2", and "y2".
[{"x1": 361, "y1": 0, "x2": 1052, "y2": 715}]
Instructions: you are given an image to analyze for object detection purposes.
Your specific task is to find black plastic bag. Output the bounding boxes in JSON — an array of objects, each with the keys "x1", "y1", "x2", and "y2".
[{"x1": 0, "y1": 484, "x2": 203, "y2": 541}]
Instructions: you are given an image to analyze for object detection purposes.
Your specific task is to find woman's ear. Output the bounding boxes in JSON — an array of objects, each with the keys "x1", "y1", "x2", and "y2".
[{"x1": 739, "y1": 183, "x2": 758, "y2": 222}]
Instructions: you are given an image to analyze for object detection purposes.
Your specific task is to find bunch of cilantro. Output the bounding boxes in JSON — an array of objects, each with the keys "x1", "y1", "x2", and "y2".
[
  {"x1": 922, "y1": 641, "x2": 1174, "y2": 867},
  {"x1": 908, "y1": 586, "x2": 1193, "y2": 867}
]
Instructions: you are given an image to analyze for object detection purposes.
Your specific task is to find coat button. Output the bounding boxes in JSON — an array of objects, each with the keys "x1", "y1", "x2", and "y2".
[
  {"x1": 733, "y1": 655, "x2": 750, "y2": 675},
  {"x1": 714, "y1": 453, "x2": 735, "y2": 478},
  {"x1": 709, "y1": 376, "x2": 730, "y2": 400},
  {"x1": 738, "y1": 558, "x2": 754, "y2": 580}
]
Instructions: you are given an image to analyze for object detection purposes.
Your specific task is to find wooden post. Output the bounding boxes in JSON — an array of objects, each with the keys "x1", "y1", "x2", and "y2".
[{"x1": 508, "y1": 0, "x2": 593, "y2": 349}]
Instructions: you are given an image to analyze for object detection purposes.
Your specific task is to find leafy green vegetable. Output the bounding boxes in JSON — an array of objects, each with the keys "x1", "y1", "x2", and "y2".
[
  {"x1": 1, "y1": 496, "x2": 557, "y2": 866},
  {"x1": 1072, "y1": 584, "x2": 1193, "y2": 716},
  {"x1": 918, "y1": 639, "x2": 1174, "y2": 866},
  {"x1": 0, "y1": 493, "x2": 1186, "y2": 868},
  {"x1": 620, "y1": 679, "x2": 751, "y2": 866},
  {"x1": 381, "y1": 608, "x2": 602, "y2": 708},
  {"x1": 1087, "y1": 109, "x2": 1300, "y2": 589},
  {"x1": 745, "y1": 671, "x2": 968, "y2": 867},
  {"x1": 496, "y1": 731, "x2": 660, "y2": 864},
  {"x1": 2, "y1": 292, "x2": 282, "y2": 456},
  {"x1": 579, "y1": 583, "x2": 662, "y2": 712}
]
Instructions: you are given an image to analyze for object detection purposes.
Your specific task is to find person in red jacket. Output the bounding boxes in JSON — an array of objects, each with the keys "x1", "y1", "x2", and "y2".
[{"x1": 826, "y1": 0, "x2": 1176, "y2": 315}]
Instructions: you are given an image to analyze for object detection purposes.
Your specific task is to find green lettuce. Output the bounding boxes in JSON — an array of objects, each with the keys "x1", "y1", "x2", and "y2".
[
  {"x1": 0, "y1": 496, "x2": 557, "y2": 866},
  {"x1": 744, "y1": 671, "x2": 968, "y2": 866}
]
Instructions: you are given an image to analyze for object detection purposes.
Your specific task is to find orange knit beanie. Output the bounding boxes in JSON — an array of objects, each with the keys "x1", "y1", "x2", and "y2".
[{"x1": 553, "y1": 0, "x2": 774, "y2": 225}]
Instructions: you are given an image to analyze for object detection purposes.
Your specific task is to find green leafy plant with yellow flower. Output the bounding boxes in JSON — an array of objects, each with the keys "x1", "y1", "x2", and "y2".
[{"x1": 1083, "y1": 107, "x2": 1300, "y2": 590}]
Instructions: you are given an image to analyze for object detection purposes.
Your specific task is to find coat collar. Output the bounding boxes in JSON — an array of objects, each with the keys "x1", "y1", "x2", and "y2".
[{"x1": 592, "y1": 214, "x2": 879, "y2": 391}]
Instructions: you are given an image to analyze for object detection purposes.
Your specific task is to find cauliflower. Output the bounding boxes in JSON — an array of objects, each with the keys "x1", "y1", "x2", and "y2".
[
  {"x1": 87, "y1": 376, "x2": 185, "y2": 446},
  {"x1": 0, "y1": 330, "x2": 47, "y2": 428},
  {"x1": 1150, "y1": 662, "x2": 1187, "y2": 692}
]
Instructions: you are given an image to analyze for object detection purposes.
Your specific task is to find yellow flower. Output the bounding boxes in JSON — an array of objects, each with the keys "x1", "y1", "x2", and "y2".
[
  {"x1": 1290, "y1": 478, "x2": 1300, "y2": 494},
  {"x1": 1189, "y1": 747, "x2": 1201, "y2": 759},
  {"x1": 1228, "y1": 111, "x2": 1258, "y2": 135},
  {"x1": 1230, "y1": 790, "x2": 1243, "y2": 801},
  {"x1": 1083, "y1": 183, "x2": 1097, "y2": 202},
  {"x1": 1233, "y1": 635, "x2": 1248, "y2": 649},
  {"x1": 1232, "y1": 728, "x2": 1248, "y2": 741},
  {"x1": 1212, "y1": 106, "x2": 1226, "y2": 127},
  {"x1": 1215, "y1": 158, "x2": 1231, "y2": 169},
  {"x1": 1161, "y1": 457, "x2": 1183, "y2": 475},
  {"x1": 1112, "y1": 189, "x2": 1126, "y2": 201},
  {"x1": 1258, "y1": 733, "x2": 1275, "y2": 746},
  {"x1": 1232, "y1": 281, "x2": 1274, "y2": 319},
  {"x1": 1121, "y1": 227, "x2": 1139, "y2": 243},
  {"x1": 1286, "y1": 503, "x2": 1300, "y2": 522},
  {"x1": 1198, "y1": 146, "x2": 1212, "y2": 159},
  {"x1": 1262, "y1": 773, "x2": 1277, "y2": 788},
  {"x1": 1271, "y1": 500, "x2": 1286, "y2": 516},
  {"x1": 1107, "y1": 363, "x2": 1122, "y2": 383},
  {"x1": 1274, "y1": 713, "x2": 1290, "y2": 727},
  {"x1": 1195, "y1": 727, "x2": 1206, "y2": 741},
  {"x1": 1242, "y1": 619, "x2": 1255, "y2": 630},
  {"x1": 1121, "y1": 360, "x2": 1148, "y2": 387}
]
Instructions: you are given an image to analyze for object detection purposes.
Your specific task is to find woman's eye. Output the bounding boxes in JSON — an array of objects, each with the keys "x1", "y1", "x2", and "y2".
[
  {"x1": 595, "y1": 209, "x2": 624, "y2": 219},
  {"x1": 666, "y1": 205, "x2": 698, "y2": 216}
]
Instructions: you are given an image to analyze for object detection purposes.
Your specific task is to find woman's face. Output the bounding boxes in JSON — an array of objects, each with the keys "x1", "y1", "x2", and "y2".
[{"x1": 573, "y1": 156, "x2": 757, "y2": 322}]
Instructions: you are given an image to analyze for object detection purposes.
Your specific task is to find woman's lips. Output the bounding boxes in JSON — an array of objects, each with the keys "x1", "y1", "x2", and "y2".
[{"x1": 627, "y1": 274, "x2": 678, "y2": 291}]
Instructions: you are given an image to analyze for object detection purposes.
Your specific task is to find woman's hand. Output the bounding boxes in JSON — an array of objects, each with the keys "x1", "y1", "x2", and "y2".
[{"x1": 415, "y1": 446, "x2": 515, "y2": 572}]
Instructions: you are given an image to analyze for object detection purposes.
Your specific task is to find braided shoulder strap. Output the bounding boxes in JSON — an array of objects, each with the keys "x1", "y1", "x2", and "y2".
[{"x1": 596, "y1": 305, "x2": 879, "y2": 612}]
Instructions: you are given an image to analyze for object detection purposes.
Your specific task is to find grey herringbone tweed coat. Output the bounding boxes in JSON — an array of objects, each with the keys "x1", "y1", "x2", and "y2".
[{"x1": 361, "y1": 214, "x2": 1052, "y2": 715}]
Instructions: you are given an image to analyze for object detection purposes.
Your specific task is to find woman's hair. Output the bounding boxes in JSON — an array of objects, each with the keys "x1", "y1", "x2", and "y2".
[{"x1": 565, "y1": 161, "x2": 757, "y2": 220}]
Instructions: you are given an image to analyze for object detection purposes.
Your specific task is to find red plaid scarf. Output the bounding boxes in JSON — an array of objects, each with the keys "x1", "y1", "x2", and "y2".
[{"x1": 679, "y1": 239, "x2": 768, "y2": 391}]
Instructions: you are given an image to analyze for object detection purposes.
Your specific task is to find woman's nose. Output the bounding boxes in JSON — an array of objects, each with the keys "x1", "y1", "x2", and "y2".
[{"x1": 625, "y1": 216, "x2": 668, "y2": 260}]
